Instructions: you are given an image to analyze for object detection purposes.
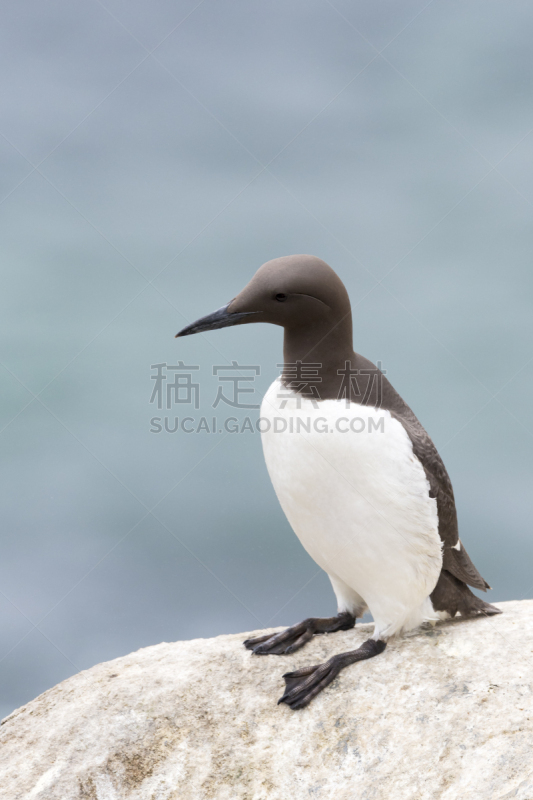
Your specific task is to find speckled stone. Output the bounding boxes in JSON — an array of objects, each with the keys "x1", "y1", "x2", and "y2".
[{"x1": 1, "y1": 600, "x2": 532, "y2": 799}]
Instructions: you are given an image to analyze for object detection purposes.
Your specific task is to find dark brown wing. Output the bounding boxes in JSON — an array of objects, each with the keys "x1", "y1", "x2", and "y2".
[
  {"x1": 392, "y1": 410, "x2": 490, "y2": 592},
  {"x1": 350, "y1": 353, "x2": 491, "y2": 593}
]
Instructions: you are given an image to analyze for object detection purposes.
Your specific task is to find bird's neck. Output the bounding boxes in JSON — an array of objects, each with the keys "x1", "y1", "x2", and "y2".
[{"x1": 281, "y1": 321, "x2": 355, "y2": 401}]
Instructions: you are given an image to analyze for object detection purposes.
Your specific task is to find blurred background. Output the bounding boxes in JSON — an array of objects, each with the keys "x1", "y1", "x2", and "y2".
[{"x1": 1, "y1": 0, "x2": 532, "y2": 719}]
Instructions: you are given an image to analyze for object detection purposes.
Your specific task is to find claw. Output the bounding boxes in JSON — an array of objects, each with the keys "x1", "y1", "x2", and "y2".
[
  {"x1": 278, "y1": 658, "x2": 342, "y2": 709},
  {"x1": 243, "y1": 633, "x2": 273, "y2": 649},
  {"x1": 243, "y1": 621, "x2": 313, "y2": 656}
]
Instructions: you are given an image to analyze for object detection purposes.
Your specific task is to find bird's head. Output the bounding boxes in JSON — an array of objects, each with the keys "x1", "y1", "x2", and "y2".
[{"x1": 175, "y1": 254, "x2": 352, "y2": 343}]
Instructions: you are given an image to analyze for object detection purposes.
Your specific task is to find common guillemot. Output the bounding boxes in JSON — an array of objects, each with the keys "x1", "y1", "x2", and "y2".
[{"x1": 176, "y1": 254, "x2": 500, "y2": 710}]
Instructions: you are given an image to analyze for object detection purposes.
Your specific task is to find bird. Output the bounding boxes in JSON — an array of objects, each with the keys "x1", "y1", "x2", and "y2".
[{"x1": 176, "y1": 254, "x2": 501, "y2": 710}]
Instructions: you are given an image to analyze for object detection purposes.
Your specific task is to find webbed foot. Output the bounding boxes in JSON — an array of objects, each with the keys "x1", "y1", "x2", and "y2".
[
  {"x1": 278, "y1": 638, "x2": 387, "y2": 710},
  {"x1": 243, "y1": 612, "x2": 355, "y2": 656}
]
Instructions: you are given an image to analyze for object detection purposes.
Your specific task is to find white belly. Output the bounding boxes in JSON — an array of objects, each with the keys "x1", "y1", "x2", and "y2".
[{"x1": 260, "y1": 379, "x2": 442, "y2": 637}]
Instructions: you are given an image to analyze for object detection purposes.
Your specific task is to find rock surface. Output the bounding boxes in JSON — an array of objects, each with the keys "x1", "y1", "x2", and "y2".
[{"x1": 1, "y1": 600, "x2": 532, "y2": 799}]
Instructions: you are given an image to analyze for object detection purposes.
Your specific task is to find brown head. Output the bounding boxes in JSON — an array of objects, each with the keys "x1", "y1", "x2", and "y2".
[{"x1": 176, "y1": 255, "x2": 354, "y2": 379}]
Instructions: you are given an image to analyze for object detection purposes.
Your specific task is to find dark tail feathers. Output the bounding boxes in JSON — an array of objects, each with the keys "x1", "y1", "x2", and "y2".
[
  {"x1": 431, "y1": 569, "x2": 501, "y2": 618},
  {"x1": 442, "y1": 542, "x2": 491, "y2": 592}
]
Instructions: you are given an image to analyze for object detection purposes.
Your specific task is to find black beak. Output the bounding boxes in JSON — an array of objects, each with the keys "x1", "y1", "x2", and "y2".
[{"x1": 175, "y1": 303, "x2": 260, "y2": 338}]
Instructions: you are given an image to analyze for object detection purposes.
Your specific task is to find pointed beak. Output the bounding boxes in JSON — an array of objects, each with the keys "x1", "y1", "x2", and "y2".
[{"x1": 175, "y1": 303, "x2": 260, "y2": 338}]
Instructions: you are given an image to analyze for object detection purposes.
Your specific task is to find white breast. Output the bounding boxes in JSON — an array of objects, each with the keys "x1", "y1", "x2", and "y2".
[{"x1": 260, "y1": 378, "x2": 442, "y2": 638}]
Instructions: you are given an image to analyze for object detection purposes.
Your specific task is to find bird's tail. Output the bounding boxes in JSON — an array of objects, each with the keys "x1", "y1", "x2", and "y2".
[{"x1": 431, "y1": 569, "x2": 502, "y2": 618}]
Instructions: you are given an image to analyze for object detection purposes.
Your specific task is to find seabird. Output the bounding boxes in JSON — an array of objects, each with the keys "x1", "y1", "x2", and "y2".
[{"x1": 176, "y1": 254, "x2": 500, "y2": 710}]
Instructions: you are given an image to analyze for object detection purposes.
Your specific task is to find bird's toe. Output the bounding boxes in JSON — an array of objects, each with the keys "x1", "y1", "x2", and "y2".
[{"x1": 278, "y1": 658, "x2": 341, "y2": 709}]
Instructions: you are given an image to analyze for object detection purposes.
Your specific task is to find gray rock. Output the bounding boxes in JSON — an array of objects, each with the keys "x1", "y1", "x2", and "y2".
[{"x1": 1, "y1": 600, "x2": 532, "y2": 799}]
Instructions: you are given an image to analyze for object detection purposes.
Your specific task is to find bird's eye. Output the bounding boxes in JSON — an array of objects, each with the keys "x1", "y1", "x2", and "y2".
[{"x1": 275, "y1": 293, "x2": 287, "y2": 302}]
